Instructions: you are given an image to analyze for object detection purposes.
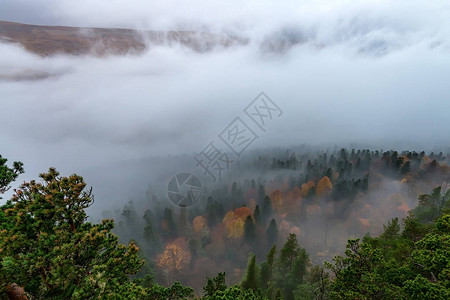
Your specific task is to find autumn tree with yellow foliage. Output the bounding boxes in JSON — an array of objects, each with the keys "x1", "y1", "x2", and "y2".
[
  {"x1": 156, "y1": 238, "x2": 192, "y2": 283},
  {"x1": 316, "y1": 176, "x2": 333, "y2": 197},
  {"x1": 223, "y1": 207, "x2": 253, "y2": 239}
]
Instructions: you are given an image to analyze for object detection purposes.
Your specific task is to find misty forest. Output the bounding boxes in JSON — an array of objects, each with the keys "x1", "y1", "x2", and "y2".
[
  {"x1": 1, "y1": 148, "x2": 450, "y2": 299},
  {"x1": 1, "y1": 0, "x2": 450, "y2": 299}
]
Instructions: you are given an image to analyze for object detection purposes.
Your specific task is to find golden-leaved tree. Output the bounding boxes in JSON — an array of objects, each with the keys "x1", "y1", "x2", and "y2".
[
  {"x1": 223, "y1": 207, "x2": 253, "y2": 239},
  {"x1": 316, "y1": 176, "x2": 333, "y2": 197}
]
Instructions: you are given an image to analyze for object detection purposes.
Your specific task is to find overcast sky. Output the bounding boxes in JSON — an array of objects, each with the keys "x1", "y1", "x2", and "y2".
[{"x1": 1, "y1": 0, "x2": 450, "y2": 211}]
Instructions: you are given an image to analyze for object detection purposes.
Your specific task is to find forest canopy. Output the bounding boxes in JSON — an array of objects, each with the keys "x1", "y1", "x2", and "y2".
[{"x1": 0, "y1": 148, "x2": 449, "y2": 299}]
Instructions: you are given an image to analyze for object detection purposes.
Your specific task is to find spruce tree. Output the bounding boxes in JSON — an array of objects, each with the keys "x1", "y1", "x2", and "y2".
[
  {"x1": 163, "y1": 208, "x2": 178, "y2": 239},
  {"x1": 241, "y1": 254, "x2": 259, "y2": 292},
  {"x1": 262, "y1": 196, "x2": 273, "y2": 224},
  {"x1": 266, "y1": 219, "x2": 278, "y2": 248},
  {"x1": 244, "y1": 215, "x2": 257, "y2": 243},
  {"x1": 254, "y1": 205, "x2": 261, "y2": 224},
  {"x1": 258, "y1": 184, "x2": 266, "y2": 203},
  {"x1": 260, "y1": 245, "x2": 276, "y2": 289},
  {"x1": 203, "y1": 272, "x2": 227, "y2": 297}
]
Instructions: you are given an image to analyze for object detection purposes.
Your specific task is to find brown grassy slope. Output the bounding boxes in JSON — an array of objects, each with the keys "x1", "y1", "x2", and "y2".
[{"x1": 0, "y1": 21, "x2": 247, "y2": 57}]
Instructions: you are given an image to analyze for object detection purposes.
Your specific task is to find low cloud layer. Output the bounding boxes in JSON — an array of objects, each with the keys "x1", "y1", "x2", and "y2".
[{"x1": 1, "y1": 0, "x2": 450, "y2": 210}]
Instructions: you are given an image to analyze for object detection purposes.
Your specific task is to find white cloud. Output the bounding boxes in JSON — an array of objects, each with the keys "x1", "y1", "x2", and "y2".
[{"x1": 1, "y1": 0, "x2": 450, "y2": 209}]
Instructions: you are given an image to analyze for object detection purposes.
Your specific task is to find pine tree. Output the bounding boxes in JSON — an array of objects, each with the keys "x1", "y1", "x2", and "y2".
[
  {"x1": 143, "y1": 219, "x2": 156, "y2": 242},
  {"x1": 262, "y1": 196, "x2": 273, "y2": 224},
  {"x1": 258, "y1": 185, "x2": 266, "y2": 203},
  {"x1": 242, "y1": 254, "x2": 259, "y2": 291},
  {"x1": 122, "y1": 201, "x2": 141, "y2": 240},
  {"x1": 292, "y1": 252, "x2": 309, "y2": 284},
  {"x1": 277, "y1": 234, "x2": 310, "y2": 300},
  {"x1": 400, "y1": 161, "x2": 411, "y2": 175},
  {"x1": 260, "y1": 245, "x2": 276, "y2": 289},
  {"x1": 178, "y1": 206, "x2": 190, "y2": 237},
  {"x1": 278, "y1": 233, "x2": 301, "y2": 272},
  {"x1": 189, "y1": 239, "x2": 200, "y2": 264},
  {"x1": 163, "y1": 208, "x2": 178, "y2": 239},
  {"x1": 244, "y1": 215, "x2": 257, "y2": 243},
  {"x1": 254, "y1": 205, "x2": 261, "y2": 224},
  {"x1": 143, "y1": 213, "x2": 161, "y2": 255},
  {"x1": 203, "y1": 272, "x2": 227, "y2": 297},
  {"x1": 381, "y1": 217, "x2": 400, "y2": 240},
  {"x1": 206, "y1": 196, "x2": 224, "y2": 227},
  {"x1": 325, "y1": 167, "x2": 333, "y2": 180},
  {"x1": 231, "y1": 182, "x2": 241, "y2": 203},
  {"x1": 143, "y1": 209, "x2": 155, "y2": 225},
  {"x1": 266, "y1": 219, "x2": 278, "y2": 248},
  {"x1": 0, "y1": 155, "x2": 24, "y2": 196},
  {"x1": 362, "y1": 174, "x2": 369, "y2": 192},
  {"x1": 274, "y1": 288, "x2": 283, "y2": 300},
  {"x1": 0, "y1": 168, "x2": 146, "y2": 298}
]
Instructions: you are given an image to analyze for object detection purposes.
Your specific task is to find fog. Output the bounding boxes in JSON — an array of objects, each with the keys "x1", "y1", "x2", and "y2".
[{"x1": 1, "y1": 0, "x2": 450, "y2": 213}]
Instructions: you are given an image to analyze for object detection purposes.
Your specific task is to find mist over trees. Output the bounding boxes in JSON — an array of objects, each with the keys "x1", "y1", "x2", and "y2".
[
  {"x1": 105, "y1": 147, "x2": 450, "y2": 291},
  {"x1": 2, "y1": 1, "x2": 450, "y2": 298},
  {"x1": 1, "y1": 146, "x2": 449, "y2": 298}
]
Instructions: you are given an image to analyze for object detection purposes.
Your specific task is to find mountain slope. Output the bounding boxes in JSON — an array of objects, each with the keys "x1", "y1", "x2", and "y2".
[{"x1": 0, "y1": 21, "x2": 247, "y2": 57}]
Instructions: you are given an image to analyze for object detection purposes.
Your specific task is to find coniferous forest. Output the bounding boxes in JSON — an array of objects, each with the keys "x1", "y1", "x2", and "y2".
[{"x1": 1, "y1": 148, "x2": 449, "y2": 299}]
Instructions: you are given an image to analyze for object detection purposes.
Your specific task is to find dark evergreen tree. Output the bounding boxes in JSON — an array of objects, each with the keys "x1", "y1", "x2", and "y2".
[
  {"x1": 241, "y1": 254, "x2": 259, "y2": 292},
  {"x1": 274, "y1": 288, "x2": 283, "y2": 300},
  {"x1": 254, "y1": 205, "x2": 261, "y2": 225},
  {"x1": 262, "y1": 196, "x2": 273, "y2": 224},
  {"x1": 177, "y1": 207, "x2": 189, "y2": 237},
  {"x1": 0, "y1": 155, "x2": 24, "y2": 196},
  {"x1": 189, "y1": 239, "x2": 200, "y2": 264},
  {"x1": 260, "y1": 245, "x2": 276, "y2": 289},
  {"x1": 380, "y1": 217, "x2": 401, "y2": 240},
  {"x1": 203, "y1": 272, "x2": 227, "y2": 297},
  {"x1": 206, "y1": 196, "x2": 224, "y2": 227},
  {"x1": 325, "y1": 167, "x2": 333, "y2": 180},
  {"x1": 266, "y1": 218, "x2": 278, "y2": 248},
  {"x1": 278, "y1": 234, "x2": 302, "y2": 273},
  {"x1": 142, "y1": 214, "x2": 161, "y2": 255},
  {"x1": 258, "y1": 184, "x2": 266, "y2": 203},
  {"x1": 361, "y1": 174, "x2": 369, "y2": 192},
  {"x1": 244, "y1": 215, "x2": 256, "y2": 243},
  {"x1": 163, "y1": 208, "x2": 177, "y2": 239},
  {"x1": 277, "y1": 234, "x2": 310, "y2": 300}
]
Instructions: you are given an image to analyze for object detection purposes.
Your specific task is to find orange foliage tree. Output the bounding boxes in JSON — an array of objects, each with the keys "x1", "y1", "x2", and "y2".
[
  {"x1": 316, "y1": 176, "x2": 333, "y2": 197},
  {"x1": 270, "y1": 190, "x2": 284, "y2": 212},
  {"x1": 222, "y1": 207, "x2": 252, "y2": 239},
  {"x1": 301, "y1": 181, "x2": 315, "y2": 197},
  {"x1": 156, "y1": 238, "x2": 191, "y2": 273},
  {"x1": 285, "y1": 186, "x2": 302, "y2": 217},
  {"x1": 193, "y1": 216, "x2": 209, "y2": 237}
]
